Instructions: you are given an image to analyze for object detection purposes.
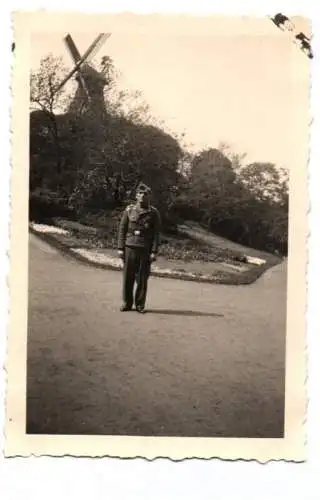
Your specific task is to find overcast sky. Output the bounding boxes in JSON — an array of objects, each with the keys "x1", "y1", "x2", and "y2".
[{"x1": 30, "y1": 15, "x2": 310, "y2": 171}]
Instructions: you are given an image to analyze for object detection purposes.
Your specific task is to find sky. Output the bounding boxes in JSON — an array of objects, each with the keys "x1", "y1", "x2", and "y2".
[{"x1": 30, "y1": 15, "x2": 310, "y2": 171}]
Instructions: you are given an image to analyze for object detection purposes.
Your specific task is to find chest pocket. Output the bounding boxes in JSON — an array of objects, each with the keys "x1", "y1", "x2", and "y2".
[
  {"x1": 140, "y1": 213, "x2": 154, "y2": 231},
  {"x1": 128, "y1": 209, "x2": 153, "y2": 232}
]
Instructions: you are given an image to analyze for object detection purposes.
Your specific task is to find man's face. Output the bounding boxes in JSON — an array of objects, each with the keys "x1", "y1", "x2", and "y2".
[{"x1": 136, "y1": 191, "x2": 150, "y2": 205}]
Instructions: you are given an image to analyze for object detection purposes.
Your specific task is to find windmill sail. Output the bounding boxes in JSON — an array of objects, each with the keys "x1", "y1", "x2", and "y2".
[{"x1": 54, "y1": 33, "x2": 111, "y2": 95}]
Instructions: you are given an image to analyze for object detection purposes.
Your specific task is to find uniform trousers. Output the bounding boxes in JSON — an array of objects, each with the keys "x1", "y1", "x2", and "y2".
[{"x1": 122, "y1": 246, "x2": 151, "y2": 308}]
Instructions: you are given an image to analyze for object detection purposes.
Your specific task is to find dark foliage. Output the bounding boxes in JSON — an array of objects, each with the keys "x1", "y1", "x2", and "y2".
[
  {"x1": 172, "y1": 150, "x2": 289, "y2": 255},
  {"x1": 29, "y1": 55, "x2": 289, "y2": 257}
]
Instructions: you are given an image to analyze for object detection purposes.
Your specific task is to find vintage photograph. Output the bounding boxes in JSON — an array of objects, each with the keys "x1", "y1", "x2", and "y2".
[{"x1": 5, "y1": 12, "x2": 309, "y2": 460}]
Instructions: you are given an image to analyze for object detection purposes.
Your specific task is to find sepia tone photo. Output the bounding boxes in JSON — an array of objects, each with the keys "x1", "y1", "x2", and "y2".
[{"x1": 5, "y1": 11, "x2": 309, "y2": 460}]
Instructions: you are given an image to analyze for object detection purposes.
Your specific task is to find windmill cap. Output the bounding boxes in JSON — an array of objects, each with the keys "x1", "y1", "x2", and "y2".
[{"x1": 136, "y1": 182, "x2": 152, "y2": 194}]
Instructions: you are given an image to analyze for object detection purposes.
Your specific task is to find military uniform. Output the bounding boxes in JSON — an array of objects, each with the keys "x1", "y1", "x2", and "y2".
[{"x1": 117, "y1": 184, "x2": 161, "y2": 312}]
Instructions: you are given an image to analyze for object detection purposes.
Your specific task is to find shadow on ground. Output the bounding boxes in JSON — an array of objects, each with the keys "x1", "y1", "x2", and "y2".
[{"x1": 146, "y1": 309, "x2": 224, "y2": 317}]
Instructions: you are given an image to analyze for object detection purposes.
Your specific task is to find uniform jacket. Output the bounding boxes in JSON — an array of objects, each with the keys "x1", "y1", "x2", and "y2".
[{"x1": 117, "y1": 203, "x2": 161, "y2": 254}]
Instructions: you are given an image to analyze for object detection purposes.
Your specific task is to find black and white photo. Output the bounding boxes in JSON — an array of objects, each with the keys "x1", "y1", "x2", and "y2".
[{"x1": 5, "y1": 11, "x2": 309, "y2": 461}]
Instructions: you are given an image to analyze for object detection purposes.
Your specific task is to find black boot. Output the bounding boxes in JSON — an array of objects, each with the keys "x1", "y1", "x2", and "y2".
[
  {"x1": 120, "y1": 304, "x2": 132, "y2": 312},
  {"x1": 136, "y1": 306, "x2": 146, "y2": 314}
]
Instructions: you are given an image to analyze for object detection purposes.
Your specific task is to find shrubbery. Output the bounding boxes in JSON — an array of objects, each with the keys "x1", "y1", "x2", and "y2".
[{"x1": 29, "y1": 54, "x2": 289, "y2": 257}]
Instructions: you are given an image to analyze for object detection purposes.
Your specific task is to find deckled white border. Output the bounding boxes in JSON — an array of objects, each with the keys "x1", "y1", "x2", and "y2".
[
  {"x1": 5, "y1": 9, "x2": 308, "y2": 461},
  {"x1": 1, "y1": 0, "x2": 320, "y2": 499}
]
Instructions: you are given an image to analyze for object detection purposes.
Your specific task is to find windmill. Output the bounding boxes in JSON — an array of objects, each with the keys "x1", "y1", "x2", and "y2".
[{"x1": 54, "y1": 33, "x2": 112, "y2": 117}]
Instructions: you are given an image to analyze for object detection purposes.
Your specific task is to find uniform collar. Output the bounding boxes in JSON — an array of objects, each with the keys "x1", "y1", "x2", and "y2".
[{"x1": 135, "y1": 203, "x2": 151, "y2": 213}]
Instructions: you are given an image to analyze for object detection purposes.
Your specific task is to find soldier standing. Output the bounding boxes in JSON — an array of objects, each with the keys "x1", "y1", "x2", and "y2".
[{"x1": 117, "y1": 183, "x2": 161, "y2": 313}]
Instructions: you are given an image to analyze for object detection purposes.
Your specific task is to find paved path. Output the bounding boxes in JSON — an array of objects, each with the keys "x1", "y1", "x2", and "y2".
[{"x1": 27, "y1": 233, "x2": 286, "y2": 438}]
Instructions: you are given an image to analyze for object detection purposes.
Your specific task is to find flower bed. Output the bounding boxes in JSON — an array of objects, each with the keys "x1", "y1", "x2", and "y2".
[
  {"x1": 51, "y1": 216, "x2": 246, "y2": 265},
  {"x1": 29, "y1": 219, "x2": 274, "y2": 286}
]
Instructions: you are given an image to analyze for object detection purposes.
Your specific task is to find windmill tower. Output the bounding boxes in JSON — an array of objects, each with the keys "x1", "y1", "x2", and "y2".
[{"x1": 54, "y1": 33, "x2": 112, "y2": 118}]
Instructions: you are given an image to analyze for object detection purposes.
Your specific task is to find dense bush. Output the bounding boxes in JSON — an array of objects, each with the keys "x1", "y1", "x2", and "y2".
[
  {"x1": 29, "y1": 188, "x2": 74, "y2": 223},
  {"x1": 30, "y1": 112, "x2": 183, "y2": 222}
]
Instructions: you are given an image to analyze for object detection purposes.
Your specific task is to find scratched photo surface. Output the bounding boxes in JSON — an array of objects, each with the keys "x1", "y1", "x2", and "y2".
[{"x1": 6, "y1": 12, "x2": 309, "y2": 460}]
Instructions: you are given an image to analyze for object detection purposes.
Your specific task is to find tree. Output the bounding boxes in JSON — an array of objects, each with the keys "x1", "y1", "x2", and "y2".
[
  {"x1": 226, "y1": 162, "x2": 289, "y2": 253},
  {"x1": 30, "y1": 54, "x2": 76, "y2": 182},
  {"x1": 184, "y1": 148, "x2": 237, "y2": 224},
  {"x1": 66, "y1": 113, "x2": 184, "y2": 218},
  {"x1": 29, "y1": 53, "x2": 185, "y2": 225},
  {"x1": 30, "y1": 53, "x2": 74, "y2": 114},
  {"x1": 237, "y1": 162, "x2": 288, "y2": 204},
  {"x1": 172, "y1": 145, "x2": 289, "y2": 254},
  {"x1": 218, "y1": 141, "x2": 247, "y2": 173},
  {"x1": 30, "y1": 53, "x2": 75, "y2": 115}
]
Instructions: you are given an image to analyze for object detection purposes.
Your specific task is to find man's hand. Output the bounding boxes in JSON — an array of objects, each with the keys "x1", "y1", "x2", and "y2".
[
  {"x1": 150, "y1": 253, "x2": 157, "y2": 262},
  {"x1": 118, "y1": 250, "x2": 124, "y2": 260}
]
